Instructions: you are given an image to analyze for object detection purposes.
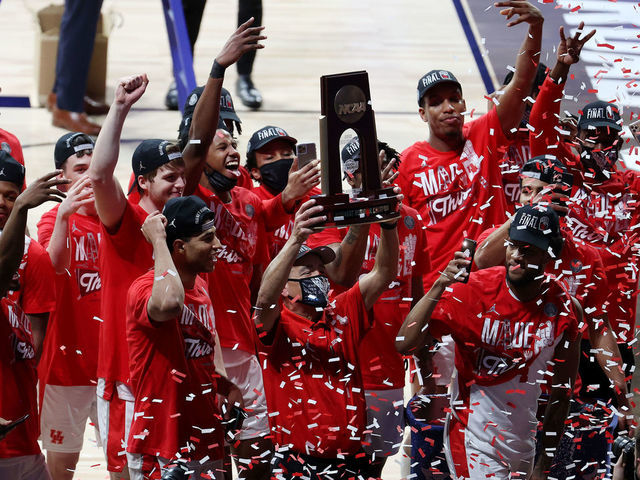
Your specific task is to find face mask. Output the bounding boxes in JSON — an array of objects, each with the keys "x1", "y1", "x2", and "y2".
[
  {"x1": 583, "y1": 147, "x2": 618, "y2": 172},
  {"x1": 259, "y1": 158, "x2": 293, "y2": 193},
  {"x1": 288, "y1": 275, "x2": 330, "y2": 308},
  {"x1": 205, "y1": 168, "x2": 237, "y2": 192}
]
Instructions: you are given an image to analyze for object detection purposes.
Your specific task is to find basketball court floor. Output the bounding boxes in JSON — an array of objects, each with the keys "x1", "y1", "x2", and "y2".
[{"x1": 1, "y1": 0, "x2": 638, "y2": 478}]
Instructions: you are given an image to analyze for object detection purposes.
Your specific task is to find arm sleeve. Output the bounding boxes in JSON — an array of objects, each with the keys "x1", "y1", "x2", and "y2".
[
  {"x1": 260, "y1": 193, "x2": 292, "y2": 232},
  {"x1": 529, "y1": 76, "x2": 576, "y2": 162},
  {"x1": 22, "y1": 241, "x2": 56, "y2": 314}
]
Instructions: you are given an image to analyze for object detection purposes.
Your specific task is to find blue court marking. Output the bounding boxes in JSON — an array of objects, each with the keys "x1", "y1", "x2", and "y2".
[
  {"x1": 0, "y1": 96, "x2": 31, "y2": 108},
  {"x1": 451, "y1": 0, "x2": 496, "y2": 95}
]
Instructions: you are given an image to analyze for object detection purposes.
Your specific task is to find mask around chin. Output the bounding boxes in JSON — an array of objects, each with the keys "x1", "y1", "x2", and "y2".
[
  {"x1": 259, "y1": 158, "x2": 293, "y2": 194},
  {"x1": 288, "y1": 275, "x2": 330, "y2": 309},
  {"x1": 581, "y1": 147, "x2": 619, "y2": 174},
  {"x1": 205, "y1": 168, "x2": 238, "y2": 192}
]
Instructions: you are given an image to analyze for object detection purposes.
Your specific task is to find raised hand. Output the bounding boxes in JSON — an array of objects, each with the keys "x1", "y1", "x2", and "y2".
[
  {"x1": 291, "y1": 199, "x2": 326, "y2": 243},
  {"x1": 495, "y1": 1, "x2": 543, "y2": 27},
  {"x1": 282, "y1": 157, "x2": 321, "y2": 204},
  {"x1": 438, "y1": 251, "x2": 472, "y2": 287},
  {"x1": 140, "y1": 211, "x2": 167, "y2": 245},
  {"x1": 114, "y1": 74, "x2": 149, "y2": 108},
  {"x1": 58, "y1": 175, "x2": 94, "y2": 220},
  {"x1": 14, "y1": 171, "x2": 69, "y2": 211},
  {"x1": 216, "y1": 17, "x2": 267, "y2": 68},
  {"x1": 557, "y1": 22, "x2": 596, "y2": 66}
]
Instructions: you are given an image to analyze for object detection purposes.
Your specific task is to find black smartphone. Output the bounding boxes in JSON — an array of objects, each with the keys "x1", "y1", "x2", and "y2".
[
  {"x1": 296, "y1": 142, "x2": 317, "y2": 169},
  {"x1": 460, "y1": 239, "x2": 476, "y2": 284},
  {"x1": 0, "y1": 414, "x2": 29, "y2": 437},
  {"x1": 223, "y1": 406, "x2": 248, "y2": 434}
]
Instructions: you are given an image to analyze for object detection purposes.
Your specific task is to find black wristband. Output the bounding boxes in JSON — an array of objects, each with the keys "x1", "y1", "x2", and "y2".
[
  {"x1": 210, "y1": 60, "x2": 226, "y2": 79},
  {"x1": 380, "y1": 221, "x2": 398, "y2": 230}
]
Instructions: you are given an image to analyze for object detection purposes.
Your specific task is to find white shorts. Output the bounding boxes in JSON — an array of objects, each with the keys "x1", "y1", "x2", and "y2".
[
  {"x1": 40, "y1": 384, "x2": 99, "y2": 453},
  {"x1": 0, "y1": 454, "x2": 51, "y2": 480},
  {"x1": 363, "y1": 388, "x2": 405, "y2": 457},
  {"x1": 128, "y1": 453, "x2": 224, "y2": 480},
  {"x1": 221, "y1": 348, "x2": 270, "y2": 440},
  {"x1": 96, "y1": 379, "x2": 134, "y2": 473}
]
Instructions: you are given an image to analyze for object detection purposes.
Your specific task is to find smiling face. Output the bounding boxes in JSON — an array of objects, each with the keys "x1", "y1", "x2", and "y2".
[
  {"x1": 175, "y1": 226, "x2": 222, "y2": 273},
  {"x1": 207, "y1": 129, "x2": 241, "y2": 179},
  {"x1": 138, "y1": 161, "x2": 186, "y2": 211},
  {"x1": 0, "y1": 180, "x2": 19, "y2": 229},
  {"x1": 419, "y1": 83, "x2": 466, "y2": 144}
]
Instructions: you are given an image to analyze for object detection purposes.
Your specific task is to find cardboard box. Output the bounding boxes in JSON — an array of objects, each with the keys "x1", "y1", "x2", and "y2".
[{"x1": 35, "y1": 4, "x2": 109, "y2": 107}]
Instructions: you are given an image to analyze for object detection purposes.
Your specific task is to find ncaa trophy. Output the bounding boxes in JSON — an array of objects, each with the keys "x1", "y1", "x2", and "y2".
[{"x1": 312, "y1": 71, "x2": 400, "y2": 228}]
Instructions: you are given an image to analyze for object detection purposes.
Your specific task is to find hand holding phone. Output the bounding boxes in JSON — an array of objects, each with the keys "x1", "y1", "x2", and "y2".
[{"x1": 0, "y1": 414, "x2": 29, "y2": 439}]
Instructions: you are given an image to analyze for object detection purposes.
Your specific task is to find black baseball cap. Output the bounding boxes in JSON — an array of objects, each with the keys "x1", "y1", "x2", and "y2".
[
  {"x1": 509, "y1": 204, "x2": 560, "y2": 252},
  {"x1": 181, "y1": 86, "x2": 241, "y2": 125},
  {"x1": 131, "y1": 139, "x2": 182, "y2": 190},
  {"x1": 294, "y1": 244, "x2": 336, "y2": 265},
  {"x1": 163, "y1": 195, "x2": 216, "y2": 248},
  {"x1": 521, "y1": 155, "x2": 572, "y2": 187},
  {"x1": 54, "y1": 132, "x2": 94, "y2": 169},
  {"x1": 341, "y1": 137, "x2": 361, "y2": 176},
  {"x1": 0, "y1": 150, "x2": 25, "y2": 188},
  {"x1": 578, "y1": 100, "x2": 622, "y2": 131},
  {"x1": 417, "y1": 70, "x2": 461, "y2": 105},
  {"x1": 247, "y1": 126, "x2": 297, "y2": 155}
]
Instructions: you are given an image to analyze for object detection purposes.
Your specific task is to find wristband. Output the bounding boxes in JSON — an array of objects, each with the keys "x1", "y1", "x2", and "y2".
[
  {"x1": 380, "y1": 221, "x2": 398, "y2": 230},
  {"x1": 210, "y1": 60, "x2": 226, "y2": 79}
]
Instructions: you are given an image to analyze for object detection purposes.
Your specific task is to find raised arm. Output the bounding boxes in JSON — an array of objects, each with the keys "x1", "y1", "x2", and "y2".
[
  {"x1": 88, "y1": 74, "x2": 148, "y2": 231},
  {"x1": 396, "y1": 251, "x2": 470, "y2": 355},
  {"x1": 475, "y1": 222, "x2": 511, "y2": 270},
  {"x1": 253, "y1": 200, "x2": 325, "y2": 335},
  {"x1": 183, "y1": 18, "x2": 267, "y2": 196},
  {"x1": 532, "y1": 314, "x2": 581, "y2": 480},
  {"x1": 358, "y1": 222, "x2": 398, "y2": 311},
  {"x1": 140, "y1": 212, "x2": 185, "y2": 322},
  {"x1": 494, "y1": 1, "x2": 544, "y2": 135},
  {"x1": 0, "y1": 172, "x2": 68, "y2": 296},
  {"x1": 46, "y1": 176, "x2": 93, "y2": 273}
]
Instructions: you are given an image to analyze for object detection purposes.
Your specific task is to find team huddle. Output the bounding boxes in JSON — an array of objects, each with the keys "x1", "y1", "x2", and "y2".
[{"x1": 1, "y1": 2, "x2": 638, "y2": 480}]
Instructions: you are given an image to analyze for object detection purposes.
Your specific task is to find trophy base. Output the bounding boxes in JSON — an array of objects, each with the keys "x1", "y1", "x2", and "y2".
[{"x1": 311, "y1": 188, "x2": 400, "y2": 229}]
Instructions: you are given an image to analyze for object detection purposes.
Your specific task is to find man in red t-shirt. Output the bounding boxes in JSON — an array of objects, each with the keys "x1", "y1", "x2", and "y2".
[
  {"x1": 253, "y1": 199, "x2": 399, "y2": 477},
  {"x1": 528, "y1": 36, "x2": 639, "y2": 403},
  {"x1": 126, "y1": 196, "x2": 242, "y2": 480},
  {"x1": 0, "y1": 152, "x2": 57, "y2": 368},
  {"x1": 307, "y1": 136, "x2": 430, "y2": 477},
  {"x1": 185, "y1": 123, "x2": 316, "y2": 477},
  {"x1": 397, "y1": 204, "x2": 581, "y2": 480},
  {"x1": 245, "y1": 125, "x2": 321, "y2": 259},
  {"x1": 397, "y1": 1, "x2": 544, "y2": 291},
  {"x1": 87, "y1": 23, "x2": 265, "y2": 477},
  {"x1": 37, "y1": 132, "x2": 103, "y2": 480},
  {"x1": 0, "y1": 171, "x2": 69, "y2": 480}
]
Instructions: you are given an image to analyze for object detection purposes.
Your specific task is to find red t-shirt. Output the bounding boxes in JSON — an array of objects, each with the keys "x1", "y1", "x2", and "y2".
[
  {"x1": 0, "y1": 303, "x2": 40, "y2": 458},
  {"x1": 97, "y1": 201, "x2": 153, "y2": 386},
  {"x1": 126, "y1": 272, "x2": 223, "y2": 460},
  {"x1": 259, "y1": 284, "x2": 371, "y2": 457},
  {"x1": 530, "y1": 76, "x2": 640, "y2": 338},
  {"x1": 4, "y1": 236, "x2": 56, "y2": 316},
  {"x1": 429, "y1": 267, "x2": 578, "y2": 460},
  {"x1": 498, "y1": 131, "x2": 530, "y2": 213},
  {"x1": 398, "y1": 108, "x2": 509, "y2": 291},
  {"x1": 308, "y1": 205, "x2": 430, "y2": 389},
  {"x1": 37, "y1": 207, "x2": 102, "y2": 387},
  {"x1": 195, "y1": 184, "x2": 287, "y2": 353}
]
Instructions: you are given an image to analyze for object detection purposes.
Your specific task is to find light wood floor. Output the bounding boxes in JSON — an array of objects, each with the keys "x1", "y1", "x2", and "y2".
[{"x1": 0, "y1": 0, "x2": 556, "y2": 478}]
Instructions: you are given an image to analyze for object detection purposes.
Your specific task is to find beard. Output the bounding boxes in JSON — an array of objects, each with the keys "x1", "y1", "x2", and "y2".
[{"x1": 506, "y1": 265, "x2": 539, "y2": 287}]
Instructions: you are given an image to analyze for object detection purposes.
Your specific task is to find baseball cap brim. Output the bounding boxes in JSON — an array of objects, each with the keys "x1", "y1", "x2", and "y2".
[
  {"x1": 508, "y1": 228, "x2": 549, "y2": 252},
  {"x1": 294, "y1": 245, "x2": 336, "y2": 265},
  {"x1": 579, "y1": 120, "x2": 622, "y2": 132},
  {"x1": 220, "y1": 110, "x2": 242, "y2": 124}
]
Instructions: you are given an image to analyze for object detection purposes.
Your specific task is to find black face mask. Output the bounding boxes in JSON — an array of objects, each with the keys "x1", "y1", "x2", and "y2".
[
  {"x1": 581, "y1": 147, "x2": 619, "y2": 173},
  {"x1": 288, "y1": 275, "x2": 330, "y2": 308},
  {"x1": 205, "y1": 168, "x2": 237, "y2": 192},
  {"x1": 259, "y1": 158, "x2": 293, "y2": 194}
]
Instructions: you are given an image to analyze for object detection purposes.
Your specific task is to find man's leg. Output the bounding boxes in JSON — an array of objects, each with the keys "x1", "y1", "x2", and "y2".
[
  {"x1": 96, "y1": 381, "x2": 130, "y2": 480},
  {"x1": 221, "y1": 349, "x2": 272, "y2": 479},
  {"x1": 52, "y1": 0, "x2": 103, "y2": 134},
  {"x1": 235, "y1": 0, "x2": 263, "y2": 109},
  {"x1": 362, "y1": 388, "x2": 405, "y2": 479},
  {"x1": 41, "y1": 385, "x2": 97, "y2": 480}
]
